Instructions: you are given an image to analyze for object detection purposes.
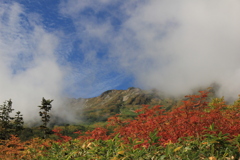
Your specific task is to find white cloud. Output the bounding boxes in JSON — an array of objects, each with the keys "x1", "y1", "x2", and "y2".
[
  {"x1": 60, "y1": 0, "x2": 240, "y2": 100},
  {"x1": 59, "y1": 0, "x2": 118, "y2": 17},
  {"x1": 2, "y1": 0, "x2": 240, "y2": 125},
  {"x1": 58, "y1": 0, "x2": 131, "y2": 98},
  {"x1": 121, "y1": 0, "x2": 240, "y2": 99},
  {"x1": 0, "y1": 2, "x2": 66, "y2": 123}
]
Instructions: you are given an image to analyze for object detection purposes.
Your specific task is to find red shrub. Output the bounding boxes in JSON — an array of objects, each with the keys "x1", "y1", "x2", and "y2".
[
  {"x1": 79, "y1": 90, "x2": 240, "y2": 148},
  {"x1": 52, "y1": 128, "x2": 72, "y2": 142}
]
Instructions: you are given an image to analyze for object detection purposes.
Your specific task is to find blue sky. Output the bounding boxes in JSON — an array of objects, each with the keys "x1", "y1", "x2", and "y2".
[
  {"x1": 1, "y1": 0, "x2": 138, "y2": 99},
  {"x1": 1, "y1": 0, "x2": 240, "y2": 121}
]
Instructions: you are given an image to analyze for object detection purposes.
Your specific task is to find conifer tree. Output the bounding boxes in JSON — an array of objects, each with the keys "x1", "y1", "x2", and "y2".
[
  {"x1": 0, "y1": 100, "x2": 24, "y2": 140},
  {"x1": 13, "y1": 111, "x2": 24, "y2": 134},
  {"x1": 38, "y1": 98, "x2": 53, "y2": 138}
]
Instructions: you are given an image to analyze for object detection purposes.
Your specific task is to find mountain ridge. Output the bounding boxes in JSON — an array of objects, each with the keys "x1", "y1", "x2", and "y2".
[{"x1": 64, "y1": 87, "x2": 180, "y2": 123}]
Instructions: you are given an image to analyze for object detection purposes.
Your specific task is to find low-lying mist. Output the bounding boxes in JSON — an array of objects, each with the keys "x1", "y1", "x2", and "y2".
[{"x1": 115, "y1": 1, "x2": 240, "y2": 100}]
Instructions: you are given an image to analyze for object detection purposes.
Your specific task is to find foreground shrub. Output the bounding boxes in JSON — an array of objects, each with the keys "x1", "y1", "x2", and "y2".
[
  {"x1": 107, "y1": 90, "x2": 240, "y2": 146},
  {"x1": 0, "y1": 132, "x2": 239, "y2": 159}
]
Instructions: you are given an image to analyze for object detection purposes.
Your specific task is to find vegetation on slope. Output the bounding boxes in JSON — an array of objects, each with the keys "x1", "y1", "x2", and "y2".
[{"x1": 0, "y1": 89, "x2": 239, "y2": 159}]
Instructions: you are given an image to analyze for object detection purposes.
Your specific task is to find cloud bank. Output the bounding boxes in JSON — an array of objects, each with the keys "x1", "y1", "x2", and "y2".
[
  {"x1": 61, "y1": 0, "x2": 240, "y2": 100},
  {"x1": 123, "y1": 0, "x2": 240, "y2": 99},
  {"x1": 0, "y1": 2, "x2": 66, "y2": 123},
  {"x1": 1, "y1": 0, "x2": 240, "y2": 124}
]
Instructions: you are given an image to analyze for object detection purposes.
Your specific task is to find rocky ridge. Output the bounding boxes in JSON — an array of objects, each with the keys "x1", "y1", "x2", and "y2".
[{"x1": 66, "y1": 87, "x2": 179, "y2": 123}]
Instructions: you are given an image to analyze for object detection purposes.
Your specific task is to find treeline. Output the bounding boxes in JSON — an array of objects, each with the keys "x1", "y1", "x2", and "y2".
[
  {"x1": 0, "y1": 100, "x2": 23, "y2": 140},
  {"x1": 0, "y1": 98, "x2": 55, "y2": 140},
  {"x1": 0, "y1": 98, "x2": 99, "y2": 141}
]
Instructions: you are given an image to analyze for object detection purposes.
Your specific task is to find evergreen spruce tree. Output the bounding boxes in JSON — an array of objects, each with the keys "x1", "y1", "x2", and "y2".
[
  {"x1": 38, "y1": 98, "x2": 53, "y2": 138},
  {"x1": 0, "y1": 100, "x2": 24, "y2": 140},
  {"x1": 13, "y1": 111, "x2": 24, "y2": 135}
]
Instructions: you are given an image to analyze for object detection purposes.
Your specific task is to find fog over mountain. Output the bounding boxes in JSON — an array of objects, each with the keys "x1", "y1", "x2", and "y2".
[
  {"x1": 114, "y1": 1, "x2": 240, "y2": 99},
  {"x1": 1, "y1": 1, "x2": 240, "y2": 124},
  {"x1": 59, "y1": 0, "x2": 240, "y2": 99}
]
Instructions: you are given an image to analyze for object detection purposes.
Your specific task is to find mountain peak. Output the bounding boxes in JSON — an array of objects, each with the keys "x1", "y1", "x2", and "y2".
[{"x1": 63, "y1": 87, "x2": 179, "y2": 123}]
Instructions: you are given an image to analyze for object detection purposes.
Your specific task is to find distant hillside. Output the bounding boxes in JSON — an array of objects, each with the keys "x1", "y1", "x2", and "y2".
[{"x1": 63, "y1": 87, "x2": 182, "y2": 124}]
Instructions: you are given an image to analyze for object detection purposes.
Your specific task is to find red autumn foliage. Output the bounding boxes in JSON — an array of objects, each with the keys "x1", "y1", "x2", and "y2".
[
  {"x1": 52, "y1": 127, "x2": 72, "y2": 142},
  {"x1": 76, "y1": 127, "x2": 110, "y2": 141},
  {"x1": 77, "y1": 90, "x2": 240, "y2": 148},
  {"x1": 0, "y1": 135, "x2": 25, "y2": 158}
]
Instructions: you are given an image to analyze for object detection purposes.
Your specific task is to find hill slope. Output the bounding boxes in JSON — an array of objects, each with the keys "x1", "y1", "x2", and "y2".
[{"x1": 65, "y1": 87, "x2": 180, "y2": 123}]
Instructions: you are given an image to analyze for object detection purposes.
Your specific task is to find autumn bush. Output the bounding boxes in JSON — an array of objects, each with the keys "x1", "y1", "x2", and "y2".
[
  {"x1": 105, "y1": 91, "x2": 240, "y2": 146},
  {"x1": 0, "y1": 90, "x2": 240, "y2": 159}
]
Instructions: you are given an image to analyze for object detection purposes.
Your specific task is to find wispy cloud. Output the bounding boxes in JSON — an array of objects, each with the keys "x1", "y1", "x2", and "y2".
[
  {"x1": 59, "y1": 0, "x2": 132, "y2": 97},
  {"x1": 0, "y1": 2, "x2": 66, "y2": 122},
  {"x1": 60, "y1": 0, "x2": 240, "y2": 100}
]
